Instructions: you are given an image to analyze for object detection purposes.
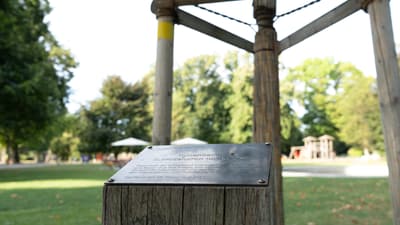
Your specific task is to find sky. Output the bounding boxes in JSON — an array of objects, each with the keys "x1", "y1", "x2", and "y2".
[{"x1": 46, "y1": 0, "x2": 400, "y2": 113}]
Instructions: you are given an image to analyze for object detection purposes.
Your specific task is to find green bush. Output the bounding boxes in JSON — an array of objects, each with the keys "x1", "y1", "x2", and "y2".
[{"x1": 347, "y1": 147, "x2": 363, "y2": 157}]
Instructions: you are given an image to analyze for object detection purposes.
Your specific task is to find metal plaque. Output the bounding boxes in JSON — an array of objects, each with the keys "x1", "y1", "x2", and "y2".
[{"x1": 108, "y1": 143, "x2": 272, "y2": 186}]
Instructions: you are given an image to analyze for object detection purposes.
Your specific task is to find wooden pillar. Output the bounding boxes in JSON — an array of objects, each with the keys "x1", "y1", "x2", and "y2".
[
  {"x1": 368, "y1": 0, "x2": 400, "y2": 224},
  {"x1": 253, "y1": 0, "x2": 284, "y2": 224},
  {"x1": 152, "y1": 0, "x2": 175, "y2": 145}
]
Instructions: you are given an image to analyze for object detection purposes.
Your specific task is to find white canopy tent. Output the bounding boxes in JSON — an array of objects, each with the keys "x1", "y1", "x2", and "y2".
[
  {"x1": 111, "y1": 137, "x2": 150, "y2": 146},
  {"x1": 171, "y1": 137, "x2": 207, "y2": 145}
]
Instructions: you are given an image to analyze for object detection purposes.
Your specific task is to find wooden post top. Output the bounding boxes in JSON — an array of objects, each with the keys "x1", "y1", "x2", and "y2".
[
  {"x1": 174, "y1": 0, "x2": 241, "y2": 5},
  {"x1": 154, "y1": 0, "x2": 175, "y2": 17},
  {"x1": 253, "y1": 0, "x2": 276, "y2": 14},
  {"x1": 153, "y1": 0, "x2": 241, "y2": 17},
  {"x1": 253, "y1": 0, "x2": 275, "y2": 28}
]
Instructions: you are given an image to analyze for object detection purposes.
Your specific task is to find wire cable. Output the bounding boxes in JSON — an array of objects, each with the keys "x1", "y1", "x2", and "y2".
[{"x1": 274, "y1": 0, "x2": 322, "y2": 21}]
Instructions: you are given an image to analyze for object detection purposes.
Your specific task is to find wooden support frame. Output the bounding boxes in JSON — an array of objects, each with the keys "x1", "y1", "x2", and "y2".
[
  {"x1": 151, "y1": 1, "x2": 254, "y2": 53},
  {"x1": 368, "y1": 0, "x2": 400, "y2": 224},
  {"x1": 278, "y1": 0, "x2": 365, "y2": 53},
  {"x1": 152, "y1": 0, "x2": 175, "y2": 145},
  {"x1": 103, "y1": 184, "x2": 271, "y2": 225},
  {"x1": 147, "y1": 0, "x2": 400, "y2": 224},
  {"x1": 174, "y1": 0, "x2": 241, "y2": 6},
  {"x1": 175, "y1": 9, "x2": 254, "y2": 53},
  {"x1": 253, "y1": 1, "x2": 283, "y2": 225}
]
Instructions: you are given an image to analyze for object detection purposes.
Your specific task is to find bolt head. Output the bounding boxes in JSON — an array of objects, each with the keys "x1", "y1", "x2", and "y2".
[{"x1": 257, "y1": 179, "x2": 266, "y2": 184}]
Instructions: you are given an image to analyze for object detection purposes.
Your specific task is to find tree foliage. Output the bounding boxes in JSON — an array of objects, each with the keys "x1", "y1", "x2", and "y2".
[
  {"x1": 225, "y1": 53, "x2": 254, "y2": 143},
  {"x1": 332, "y1": 72, "x2": 383, "y2": 152},
  {"x1": 77, "y1": 76, "x2": 152, "y2": 154},
  {"x1": 50, "y1": 132, "x2": 79, "y2": 161},
  {"x1": 73, "y1": 54, "x2": 384, "y2": 157},
  {"x1": 172, "y1": 55, "x2": 231, "y2": 143},
  {"x1": 284, "y1": 58, "x2": 383, "y2": 154},
  {"x1": 0, "y1": 0, "x2": 77, "y2": 163},
  {"x1": 284, "y1": 58, "x2": 344, "y2": 137},
  {"x1": 280, "y1": 80, "x2": 304, "y2": 154},
  {"x1": 27, "y1": 113, "x2": 78, "y2": 153}
]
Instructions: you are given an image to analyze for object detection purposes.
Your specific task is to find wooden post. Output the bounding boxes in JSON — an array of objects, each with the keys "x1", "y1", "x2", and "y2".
[
  {"x1": 253, "y1": 0, "x2": 283, "y2": 224},
  {"x1": 368, "y1": 0, "x2": 400, "y2": 224},
  {"x1": 103, "y1": 144, "x2": 273, "y2": 225},
  {"x1": 152, "y1": 0, "x2": 175, "y2": 145},
  {"x1": 103, "y1": 185, "x2": 271, "y2": 225}
]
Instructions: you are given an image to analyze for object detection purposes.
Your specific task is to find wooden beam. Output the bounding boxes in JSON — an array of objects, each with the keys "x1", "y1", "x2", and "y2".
[
  {"x1": 150, "y1": 1, "x2": 254, "y2": 52},
  {"x1": 175, "y1": 0, "x2": 241, "y2": 6},
  {"x1": 175, "y1": 9, "x2": 254, "y2": 53},
  {"x1": 368, "y1": 0, "x2": 400, "y2": 224},
  {"x1": 278, "y1": 0, "x2": 364, "y2": 53}
]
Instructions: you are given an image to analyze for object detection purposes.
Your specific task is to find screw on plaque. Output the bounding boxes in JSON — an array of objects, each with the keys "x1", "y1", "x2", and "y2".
[
  {"x1": 257, "y1": 179, "x2": 266, "y2": 184},
  {"x1": 108, "y1": 178, "x2": 114, "y2": 183}
]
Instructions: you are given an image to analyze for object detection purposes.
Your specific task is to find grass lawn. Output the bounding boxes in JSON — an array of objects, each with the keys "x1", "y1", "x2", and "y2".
[
  {"x1": 0, "y1": 164, "x2": 392, "y2": 225},
  {"x1": 0, "y1": 165, "x2": 115, "y2": 225},
  {"x1": 284, "y1": 177, "x2": 392, "y2": 225}
]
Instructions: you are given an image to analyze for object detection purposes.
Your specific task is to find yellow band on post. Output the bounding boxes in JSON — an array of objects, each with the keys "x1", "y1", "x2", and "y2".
[{"x1": 158, "y1": 21, "x2": 174, "y2": 40}]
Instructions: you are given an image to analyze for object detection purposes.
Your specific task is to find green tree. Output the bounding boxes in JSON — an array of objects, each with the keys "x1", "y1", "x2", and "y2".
[
  {"x1": 183, "y1": 52, "x2": 303, "y2": 152},
  {"x1": 24, "y1": 114, "x2": 79, "y2": 161},
  {"x1": 172, "y1": 55, "x2": 231, "y2": 143},
  {"x1": 50, "y1": 132, "x2": 79, "y2": 161},
  {"x1": 285, "y1": 58, "x2": 345, "y2": 137},
  {"x1": 285, "y1": 58, "x2": 386, "y2": 154},
  {"x1": 224, "y1": 52, "x2": 303, "y2": 152},
  {"x1": 279, "y1": 77, "x2": 303, "y2": 155},
  {"x1": 333, "y1": 72, "x2": 383, "y2": 153},
  {"x1": 225, "y1": 53, "x2": 253, "y2": 143},
  {"x1": 284, "y1": 58, "x2": 358, "y2": 154},
  {"x1": 78, "y1": 76, "x2": 152, "y2": 154},
  {"x1": 0, "y1": 0, "x2": 77, "y2": 163}
]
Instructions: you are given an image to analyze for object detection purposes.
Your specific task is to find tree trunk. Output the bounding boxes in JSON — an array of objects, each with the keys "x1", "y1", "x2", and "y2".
[
  {"x1": 12, "y1": 143, "x2": 20, "y2": 164},
  {"x1": 6, "y1": 140, "x2": 14, "y2": 165},
  {"x1": 5, "y1": 138, "x2": 20, "y2": 164}
]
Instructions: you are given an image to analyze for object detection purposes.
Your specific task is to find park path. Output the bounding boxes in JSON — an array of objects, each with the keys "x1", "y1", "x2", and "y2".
[
  {"x1": 282, "y1": 163, "x2": 388, "y2": 178},
  {"x1": 0, "y1": 163, "x2": 56, "y2": 170}
]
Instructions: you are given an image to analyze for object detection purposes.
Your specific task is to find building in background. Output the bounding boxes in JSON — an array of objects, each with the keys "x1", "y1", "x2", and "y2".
[{"x1": 289, "y1": 135, "x2": 335, "y2": 160}]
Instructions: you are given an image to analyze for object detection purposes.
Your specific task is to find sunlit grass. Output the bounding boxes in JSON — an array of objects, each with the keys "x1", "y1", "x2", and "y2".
[
  {"x1": 284, "y1": 177, "x2": 392, "y2": 225},
  {"x1": 0, "y1": 164, "x2": 392, "y2": 225},
  {"x1": 0, "y1": 179, "x2": 105, "y2": 190},
  {"x1": 0, "y1": 164, "x2": 114, "y2": 225}
]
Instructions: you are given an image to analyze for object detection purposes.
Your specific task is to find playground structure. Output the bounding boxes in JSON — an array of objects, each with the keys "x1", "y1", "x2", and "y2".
[
  {"x1": 146, "y1": 0, "x2": 400, "y2": 224},
  {"x1": 289, "y1": 135, "x2": 336, "y2": 160}
]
